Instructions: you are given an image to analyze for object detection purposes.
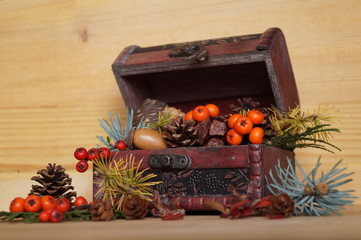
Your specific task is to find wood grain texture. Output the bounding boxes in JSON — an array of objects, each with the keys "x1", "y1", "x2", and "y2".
[{"x1": 0, "y1": 0, "x2": 360, "y2": 211}]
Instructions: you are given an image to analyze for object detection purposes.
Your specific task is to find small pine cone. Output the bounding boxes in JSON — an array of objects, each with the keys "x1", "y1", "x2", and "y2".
[
  {"x1": 162, "y1": 116, "x2": 198, "y2": 147},
  {"x1": 270, "y1": 194, "x2": 295, "y2": 217},
  {"x1": 304, "y1": 182, "x2": 329, "y2": 196},
  {"x1": 122, "y1": 195, "x2": 149, "y2": 220},
  {"x1": 315, "y1": 182, "x2": 329, "y2": 195},
  {"x1": 133, "y1": 99, "x2": 167, "y2": 126},
  {"x1": 29, "y1": 163, "x2": 77, "y2": 201},
  {"x1": 229, "y1": 97, "x2": 260, "y2": 113},
  {"x1": 161, "y1": 106, "x2": 184, "y2": 120},
  {"x1": 89, "y1": 200, "x2": 114, "y2": 221}
]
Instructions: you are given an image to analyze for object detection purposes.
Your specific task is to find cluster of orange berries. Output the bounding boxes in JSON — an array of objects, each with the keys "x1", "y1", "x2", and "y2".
[
  {"x1": 226, "y1": 110, "x2": 265, "y2": 145},
  {"x1": 184, "y1": 104, "x2": 220, "y2": 122},
  {"x1": 9, "y1": 195, "x2": 88, "y2": 223},
  {"x1": 183, "y1": 103, "x2": 265, "y2": 146}
]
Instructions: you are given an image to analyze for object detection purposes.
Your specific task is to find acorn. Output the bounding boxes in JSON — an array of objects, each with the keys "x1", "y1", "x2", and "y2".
[{"x1": 126, "y1": 127, "x2": 168, "y2": 150}]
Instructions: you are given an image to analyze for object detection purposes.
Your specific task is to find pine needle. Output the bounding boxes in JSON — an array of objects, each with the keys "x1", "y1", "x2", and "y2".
[
  {"x1": 268, "y1": 124, "x2": 341, "y2": 153},
  {"x1": 267, "y1": 105, "x2": 340, "y2": 152},
  {"x1": 93, "y1": 153, "x2": 161, "y2": 211},
  {"x1": 96, "y1": 109, "x2": 149, "y2": 148}
]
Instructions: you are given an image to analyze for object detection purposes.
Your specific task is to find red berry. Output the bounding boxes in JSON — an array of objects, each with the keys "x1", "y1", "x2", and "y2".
[
  {"x1": 24, "y1": 195, "x2": 42, "y2": 213},
  {"x1": 76, "y1": 160, "x2": 88, "y2": 173},
  {"x1": 41, "y1": 195, "x2": 57, "y2": 210},
  {"x1": 9, "y1": 197, "x2": 25, "y2": 212},
  {"x1": 74, "y1": 147, "x2": 87, "y2": 160},
  {"x1": 74, "y1": 196, "x2": 88, "y2": 207},
  {"x1": 49, "y1": 209, "x2": 64, "y2": 223},
  {"x1": 115, "y1": 140, "x2": 126, "y2": 151},
  {"x1": 56, "y1": 197, "x2": 71, "y2": 213},
  {"x1": 98, "y1": 147, "x2": 111, "y2": 159},
  {"x1": 87, "y1": 148, "x2": 98, "y2": 161},
  {"x1": 38, "y1": 210, "x2": 51, "y2": 222}
]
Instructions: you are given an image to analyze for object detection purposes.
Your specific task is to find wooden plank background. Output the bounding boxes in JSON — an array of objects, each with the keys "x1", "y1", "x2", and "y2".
[{"x1": 0, "y1": 0, "x2": 360, "y2": 211}]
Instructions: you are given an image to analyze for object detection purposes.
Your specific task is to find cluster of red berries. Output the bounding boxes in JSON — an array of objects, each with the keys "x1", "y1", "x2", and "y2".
[
  {"x1": 74, "y1": 140, "x2": 127, "y2": 173},
  {"x1": 10, "y1": 195, "x2": 88, "y2": 223},
  {"x1": 74, "y1": 147, "x2": 108, "y2": 173}
]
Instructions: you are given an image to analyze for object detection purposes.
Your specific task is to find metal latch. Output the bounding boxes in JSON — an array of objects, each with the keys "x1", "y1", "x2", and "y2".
[{"x1": 148, "y1": 154, "x2": 192, "y2": 170}]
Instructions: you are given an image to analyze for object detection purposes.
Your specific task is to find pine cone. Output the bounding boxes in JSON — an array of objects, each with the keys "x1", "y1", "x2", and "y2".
[
  {"x1": 29, "y1": 163, "x2": 77, "y2": 201},
  {"x1": 89, "y1": 200, "x2": 114, "y2": 221},
  {"x1": 162, "y1": 116, "x2": 198, "y2": 147},
  {"x1": 122, "y1": 195, "x2": 149, "y2": 220},
  {"x1": 270, "y1": 194, "x2": 295, "y2": 217},
  {"x1": 133, "y1": 98, "x2": 167, "y2": 126},
  {"x1": 229, "y1": 97, "x2": 260, "y2": 113}
]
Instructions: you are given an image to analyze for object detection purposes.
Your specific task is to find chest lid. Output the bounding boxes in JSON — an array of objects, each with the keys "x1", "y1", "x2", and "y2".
[{"x1": 112, "y1": 27, "x2": 299, "y2": 113}]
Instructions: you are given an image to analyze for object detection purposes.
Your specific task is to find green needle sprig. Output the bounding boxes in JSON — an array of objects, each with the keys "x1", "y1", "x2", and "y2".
[
  {"x1": 93, "y1": 153, "x2": 161, "y2": 211},
  {"x1": 267, "y1": 105, "x2": 340, "y2": 153},
  {"x1": 0, "y1": 209, "x2": 93, "y2": 223},
  {"x1": 0, "y1": 211, "x2": 39, "y2": 223},
  {"x1": 268, "y1": 124, "x2": 341, "y2": 153}
]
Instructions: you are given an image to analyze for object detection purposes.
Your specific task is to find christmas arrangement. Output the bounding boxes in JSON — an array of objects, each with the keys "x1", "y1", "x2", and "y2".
[
  {"x1": 1, "y1": 98, "x2": 356, "y2": 223},
  {"x1": 94, "y1": 98, "x2": 341, "y2": 152}
]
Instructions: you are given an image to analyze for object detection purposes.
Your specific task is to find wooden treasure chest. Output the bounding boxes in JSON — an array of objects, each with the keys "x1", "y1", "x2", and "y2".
[{"x1": 94, "y1": 27, "x2": 299, "y2": 211}]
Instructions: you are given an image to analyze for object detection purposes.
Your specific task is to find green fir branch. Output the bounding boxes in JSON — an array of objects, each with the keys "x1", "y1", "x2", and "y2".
[
  {"x1": 0, "y1": 211, "x2": 39, "y2": 223},
  {"x1": 268, "y1": 124, "x2": 341, "y2": 153},
  {"x1": 64, "y1": 209, "x2": 92, "y2": 222},
  {"x1": 0, "y1": 209, "x2": 94, "y2": 223},
  {"x1": 0, "y1": 208, "x2": 126, "y2": 223}
]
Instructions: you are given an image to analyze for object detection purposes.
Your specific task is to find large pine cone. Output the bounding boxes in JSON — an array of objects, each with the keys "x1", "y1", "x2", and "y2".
[
  {"x1": 162, "y1": 116, "x2": 198, "y2": 147},
  {"x1": 89, "y1": 200, "x2": 114, "y2": 221},
  {"x1": 122, "y1": 195, "x2": 149, "y2": 220},
  {"x1": 270, "y1": 194, "x2": 295, "y2": 217},
  {"x1": 29, "y1": 163, "x2": 77, "y2": 201}
]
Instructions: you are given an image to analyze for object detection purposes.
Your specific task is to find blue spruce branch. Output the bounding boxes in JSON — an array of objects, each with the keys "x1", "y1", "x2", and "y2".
[{"x1": 266, "y1": 157, "x2": 357, "y2": 216}]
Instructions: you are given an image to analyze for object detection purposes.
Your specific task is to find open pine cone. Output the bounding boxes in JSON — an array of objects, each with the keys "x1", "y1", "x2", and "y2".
[
  {"x1": 29, "y1": 163, "x2": 76, "y2": 201},
  {"x1": 270, "y1": 194, "x2": 295, "y2": 217},
  {"x1": 89, "y1": 200, "x2": 114, "y2": 221},
  {"x1": 162, "y1": 116, "x2": 198, "y2": 148},
  {"x1": 122, "y1": 195, "x2": 149, "y2": 220}
]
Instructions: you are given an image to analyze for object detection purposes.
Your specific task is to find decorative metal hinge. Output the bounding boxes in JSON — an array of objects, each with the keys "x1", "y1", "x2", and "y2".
[
  {"x1": 169, "y1": 43, "x2": 208, "y2": 62},
  {"x1": 148, "y1": 154, "x2": 192, "y2": 170}
]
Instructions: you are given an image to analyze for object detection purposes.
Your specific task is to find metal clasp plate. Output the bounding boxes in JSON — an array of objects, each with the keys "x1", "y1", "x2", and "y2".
[
  {"x1": 168, "y1": 43, "x2": 208, "y2": 62},
  {"x1": 148, "y1": 154, "x2": 192, "y2": 170}
]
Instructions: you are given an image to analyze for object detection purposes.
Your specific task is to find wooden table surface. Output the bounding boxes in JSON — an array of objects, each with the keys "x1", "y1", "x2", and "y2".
[{"x1": 1, "y1": 205, "x2": 360, "y2": 240}]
